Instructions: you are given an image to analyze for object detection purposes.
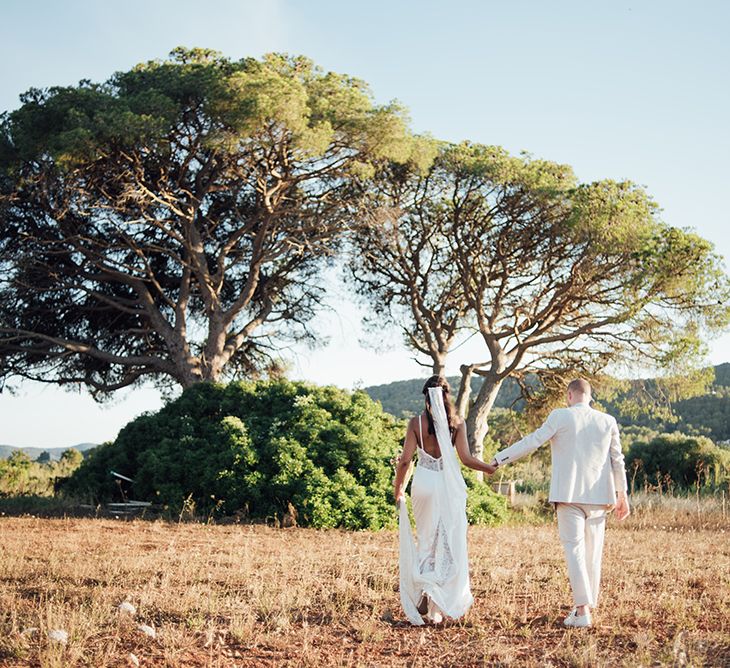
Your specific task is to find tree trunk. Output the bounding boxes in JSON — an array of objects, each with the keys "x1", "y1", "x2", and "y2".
[
  {"x1": 455, "y1": 365, "x2": 474, "y2": 418},
  {"x1": 465, "y1": 374, "x2": 503, "y2": 481},
  {"x1": 431, "y1": 353, "x2": 446, "y2": 377},
  {"x1": 175, "y1": 360, "x2": 204, "y2": 388}
]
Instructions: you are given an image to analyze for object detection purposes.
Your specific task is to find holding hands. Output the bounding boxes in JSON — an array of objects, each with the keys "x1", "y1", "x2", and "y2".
[{"x1": 483, "y1": 458, "x2": 499, "y2": 476}]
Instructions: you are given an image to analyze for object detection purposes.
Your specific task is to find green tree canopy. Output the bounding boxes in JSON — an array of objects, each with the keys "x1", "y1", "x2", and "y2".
[{"x1": 0, "y1": 48, "x2": 419, "y2": 396}]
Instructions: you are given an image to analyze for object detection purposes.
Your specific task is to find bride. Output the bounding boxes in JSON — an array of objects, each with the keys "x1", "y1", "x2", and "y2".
[{"x1": 393, "y1": 376, "x2": 494, "y2": 625}]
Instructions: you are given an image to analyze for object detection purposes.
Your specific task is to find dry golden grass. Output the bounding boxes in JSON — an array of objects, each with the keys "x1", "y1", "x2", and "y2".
[{"x1": 0, "y1": 502, "x2": 728, "y2": 667}]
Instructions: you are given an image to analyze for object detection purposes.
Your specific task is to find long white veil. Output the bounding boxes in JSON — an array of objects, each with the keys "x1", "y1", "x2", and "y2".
[{"x1": 427, "y1": 387, "x2": 467, "y2": 503}]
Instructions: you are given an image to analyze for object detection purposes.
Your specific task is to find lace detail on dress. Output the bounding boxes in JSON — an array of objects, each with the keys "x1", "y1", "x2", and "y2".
[
  {"x1": 417, "y1": 449, "x2": 443, "y2": 471},
  {"x1": 419, "y1": 517, "x2": 455, "y2": 584},
  {"x1": 416, "y1": 414, "x2": 443, "y2": 471}
]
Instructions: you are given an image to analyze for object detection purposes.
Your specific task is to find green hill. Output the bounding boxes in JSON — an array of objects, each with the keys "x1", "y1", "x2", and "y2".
[
  {"x1": 614, "y1": 363, "x2": 730, "y2": 443},
  {"x1": 0, "y1": 443, "x2": 98, "y2": 461},
  {"x1": 363, "y1": 375, "x2": 525, "y2": 419},
  {"x1": 364, "y1": 363, "x2": 730, "y2": 443}
]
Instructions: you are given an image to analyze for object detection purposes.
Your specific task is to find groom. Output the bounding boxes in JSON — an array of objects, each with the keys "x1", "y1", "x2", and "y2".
[{"x1": 485, "y1": 379, "x2": 630, "y2": 628}]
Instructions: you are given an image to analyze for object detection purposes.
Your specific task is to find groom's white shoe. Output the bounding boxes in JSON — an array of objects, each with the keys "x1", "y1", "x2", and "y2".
[{"x1": 563, "y1": 608, "x2": 592, "y2": 628}]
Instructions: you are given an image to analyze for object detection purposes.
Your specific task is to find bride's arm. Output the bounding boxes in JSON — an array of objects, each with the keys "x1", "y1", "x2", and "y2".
[
  {"x1": 393, "y1": 418, "x2": 418, "y2": 503},
  {"x1": 453, "y1": 420, "x2": 497, "y2": 474}
]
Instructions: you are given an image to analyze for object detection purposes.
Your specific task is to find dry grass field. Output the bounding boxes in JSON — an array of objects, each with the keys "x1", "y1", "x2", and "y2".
[{"x1": 0, "y1": 497, "x2": 728, "y2": 667}]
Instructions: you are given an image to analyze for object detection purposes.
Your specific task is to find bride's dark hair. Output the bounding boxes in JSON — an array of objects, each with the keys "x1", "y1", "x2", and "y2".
[{"x1": 422, "y1": 375, "x2": 458, "y2": 436}]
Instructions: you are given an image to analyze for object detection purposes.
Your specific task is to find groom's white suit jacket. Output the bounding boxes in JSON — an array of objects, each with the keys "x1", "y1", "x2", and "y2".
[{"x1": 494, "y1": 402, "x2": 628, "y2": 505}]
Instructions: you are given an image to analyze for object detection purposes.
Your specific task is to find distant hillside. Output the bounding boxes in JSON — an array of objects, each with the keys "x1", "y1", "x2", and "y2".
[
  {"x1": 714, "y1": 362, "x2": 730, "y2": 386},
  {"x1": 612, "y1": 362, "x2": 730, "y2": 443},
  {"x1": 364, "y1": 363, "x2": 730, "y2": 443},
  {"x1": 0, "y1": 443, "x2": 98, "y2": 461},
  {"x1": 364, "y1": 375, "x2": 525, "y2": 419}
]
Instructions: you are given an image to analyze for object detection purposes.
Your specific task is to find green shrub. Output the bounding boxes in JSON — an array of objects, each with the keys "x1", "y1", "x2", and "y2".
[
  {"x1": 626, "y1": 432, "x2": 730, "y2": 490},
  {"x1": 65, "y1": 381, "x2": 401, "y2": 528},
  {"x1": 464, "y1": 472, "x2": 509, "y2": 525},
  {"x1": 65, "y1": 380, "x2": 509, "y2": 529}
]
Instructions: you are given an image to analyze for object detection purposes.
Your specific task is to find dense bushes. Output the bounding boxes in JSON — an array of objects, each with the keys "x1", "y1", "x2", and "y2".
[
  {"x1": 626, "y1": 433, "x2": 729, "y2": 491},
  {"x1": 0, "y1": 449, "x2": 83, "y2": 497},
  {"x1": 464, "y1": 473, "x2": 509, "y2": 525},
  {"x1": 64, "y1": 380, "x2": 508, "y2": 529}
]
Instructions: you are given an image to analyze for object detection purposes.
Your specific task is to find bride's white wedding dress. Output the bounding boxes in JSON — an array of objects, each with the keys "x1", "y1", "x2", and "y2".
[{"x1": 398, "y1": 388, "x2": 473, "y2": 625}]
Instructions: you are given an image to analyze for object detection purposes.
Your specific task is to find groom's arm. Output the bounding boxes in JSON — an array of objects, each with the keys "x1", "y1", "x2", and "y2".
[
  {"x1": 609, "y1": 417, "x2": 628, "y2": 493},
  {"x1": 490, "y1": 410, "x2": 560, "y2": 468},
  {"x1": 609, "y1": 417, "x2": 631, "y2": 520}
]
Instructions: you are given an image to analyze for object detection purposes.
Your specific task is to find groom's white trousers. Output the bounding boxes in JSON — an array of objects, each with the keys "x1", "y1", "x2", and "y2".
[{"x1": 556, "y1": 503, "x2": 607, "y2": 608}]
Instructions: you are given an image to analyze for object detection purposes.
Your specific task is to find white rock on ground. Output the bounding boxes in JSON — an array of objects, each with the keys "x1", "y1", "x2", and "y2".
[
  {"x1": 118, "y1": 601, "x2": 136, "y2": 615},
  {"x1": 128, "y1": 653, "x2": 140, "y2": 666},
  {"x1": 48, "y1": 629, "x2": 69, "y2": 644},
  {"x1": 137, "y1": 624, "x2": 156, "y2": 638}
]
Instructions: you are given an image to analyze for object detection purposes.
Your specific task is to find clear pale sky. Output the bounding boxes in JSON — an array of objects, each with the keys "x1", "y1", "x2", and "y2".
[{"x1": 1, "y1": 0, "x2": 729, "y2": 447}]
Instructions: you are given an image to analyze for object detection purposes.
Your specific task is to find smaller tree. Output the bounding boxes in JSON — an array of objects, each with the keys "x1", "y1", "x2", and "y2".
[
  {"x1": 350, "y1": 142, "x2": 730, "y2": 471},
  {"x1": 0, "y1": 451, "x2": 32, "y2": 496},
  {"x1": 59, "y1": 448, "x2": 84, "y2": 471}
]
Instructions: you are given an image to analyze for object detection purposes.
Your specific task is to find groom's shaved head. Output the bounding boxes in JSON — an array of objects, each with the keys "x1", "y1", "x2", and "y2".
[{"x1": 567, "y1": 379, "x2": 592, "y2": 396}]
